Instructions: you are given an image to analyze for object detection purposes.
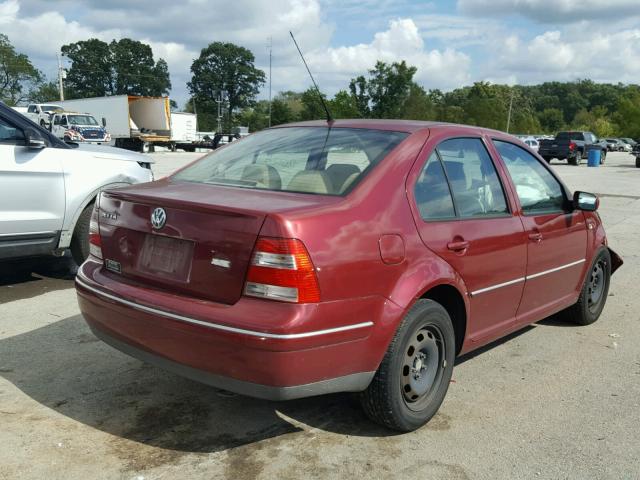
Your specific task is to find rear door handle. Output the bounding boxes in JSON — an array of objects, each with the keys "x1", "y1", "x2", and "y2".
[
  {"x1": 528, "y1": 232, "x2": 543, "y2": 242},
  {"x1": 447, "y1": 240, "x2": 470, "y2": 251}
]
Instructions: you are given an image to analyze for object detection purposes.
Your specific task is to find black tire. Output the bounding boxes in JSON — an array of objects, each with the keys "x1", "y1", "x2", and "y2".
[
  {"x1": 569, "y1": 150, "x2": 581, "y2": 165},
  {"x1": 360, "y1": 299, "x2": 455, "y2": 432},
  {"x1": 563, "y1": 248, "x2": 611, "y2": 325},
  {"x1": 40, "y1": 120, "x2": 46, "y2": 128},
  {"x1": 635, "y1": 157, "x2": 640, "y2": 168},
  {"x1": 542, "y1": 156, "x2": 552, "y2": 164},
  {"x1": 70, "y1": 204, "x2": 93, "y2": 266},
  {"x1": 601, "y1": 151, "x2": 606, "y2": 164}
]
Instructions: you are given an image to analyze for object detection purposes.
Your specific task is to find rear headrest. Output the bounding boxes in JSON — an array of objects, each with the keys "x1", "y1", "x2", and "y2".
[
  {"x1": 241, "y1": 164, "x2": 282, "y2": 189},
  {"x1": 286, "y1": 170, "x2": 332, "y2": 194},
  {"x1": 326, "y1": 164, "x2": 361, "y2": 190}
]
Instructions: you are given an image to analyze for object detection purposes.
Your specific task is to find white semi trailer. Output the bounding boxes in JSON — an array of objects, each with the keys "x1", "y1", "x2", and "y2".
[{"x1": 57, "y1": 95, "x2": 171, "y2": 152}]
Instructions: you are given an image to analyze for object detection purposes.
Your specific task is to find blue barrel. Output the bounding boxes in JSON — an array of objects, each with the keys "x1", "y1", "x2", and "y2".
[{"x1": 587, "y1": 149, "x2": 601, "y2": 167}]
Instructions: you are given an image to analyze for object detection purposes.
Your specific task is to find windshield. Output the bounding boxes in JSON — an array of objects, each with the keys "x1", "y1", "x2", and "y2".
[
  {"x1": 172, "y1": 127, "x2": 408, "y2": 196},
  {"x1": 42, "y1": 105, "x2": 63, "y2": 113},
  {"x1": 68, "y1": 115, "x2": 99, "y2": 126}
]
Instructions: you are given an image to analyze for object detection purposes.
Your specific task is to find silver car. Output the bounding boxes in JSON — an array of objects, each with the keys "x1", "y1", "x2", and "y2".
[{"x1": 0, "y1": 102, "x2": 153, "y2": 264}]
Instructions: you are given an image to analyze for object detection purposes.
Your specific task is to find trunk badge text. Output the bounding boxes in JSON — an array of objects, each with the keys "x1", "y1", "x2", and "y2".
[
  {"x1": 101, "y1": 211, "x2": 118, "y2": 220},
  {"x1": 151, "y1": 207, "x2": 167, "y2": 229},
  {"x1": 211, "y1": 257, "x2": 231, "y2": 269}
]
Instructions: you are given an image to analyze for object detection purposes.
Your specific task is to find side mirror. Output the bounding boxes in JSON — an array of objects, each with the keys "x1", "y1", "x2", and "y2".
[
  {"x1": 102, "y1": 117, "x2": 107, "y2": 127},
  {"x1": 24, "y1": 127, "x2": 47, "y2": 149},
  {"x1": 573, "y1": 191, "x2": 599, "y2": 211}
]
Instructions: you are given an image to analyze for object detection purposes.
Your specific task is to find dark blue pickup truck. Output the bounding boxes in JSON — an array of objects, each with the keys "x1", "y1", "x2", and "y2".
[{"x1": 538, "y1": 131, "x2": 607, "y2": 166}]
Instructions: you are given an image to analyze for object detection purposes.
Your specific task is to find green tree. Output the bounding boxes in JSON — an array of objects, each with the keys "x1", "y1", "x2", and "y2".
[
  {"x1": 110, "y1": 39, "x2": 171, "y2": 95},
  {"x1": 615, "y1": 93, "x2": 640, "y2": 139},
  {"x1": 347, "y1": 61, "x2": 417, "y2": 119},
  {"x1": 0, "y1": 34, "x2": 42, "y2": 105},
  {"x1": 61, "y1": 38, "x2": 171, "y2": 98},
  {"x1": 299, "y1": 87, "x2": 328, "y2": 121},
  {"x1": 62, "y1": 39, "x2": 113, "y2": 98},
  {"x1": 188, "y1": 42, "x2": 265, "y2": 131},
  {"x1": 402, "y1": 83, "x2": 435, "y2": 121},
  {"x1": 331, "y1": 90, "x2": 361, "y2": 118},
  {"x1": 30, "y1": 81, "x2": 59, "y2": 103},
  {"x1": 538, "y1": 108, "x2": 565, "y2": 133},
  {"x1": 270, "y1": 98, "x2": 294, "y2": 126}
]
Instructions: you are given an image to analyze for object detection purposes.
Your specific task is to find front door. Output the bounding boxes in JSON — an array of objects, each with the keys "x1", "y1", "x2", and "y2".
[
  {"x1": 492, "y1": 140, "x2": 587, "y2": 322},
  {"x1": 410, "y1": 137, "x2": 527, "y2": 343},
  {"x1": 0, "y1": 115, "x2": 65, "y2": 237}
]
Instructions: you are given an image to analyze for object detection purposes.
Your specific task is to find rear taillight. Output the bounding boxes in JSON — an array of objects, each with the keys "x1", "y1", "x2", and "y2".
[
  {"x1": 244, "y1": 237, "x2": 320, "y2": 303},
  {"x1": 569, "y1": 142, "x2": 576, "y2": 151},
  {"x1": 89, "y1": 204, "x2": 102, "y2": 260}
]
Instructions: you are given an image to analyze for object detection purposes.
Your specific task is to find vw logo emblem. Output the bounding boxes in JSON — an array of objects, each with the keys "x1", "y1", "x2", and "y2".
[{"x1": 151, "y1": 207, "x2": 166, "y2": 230}]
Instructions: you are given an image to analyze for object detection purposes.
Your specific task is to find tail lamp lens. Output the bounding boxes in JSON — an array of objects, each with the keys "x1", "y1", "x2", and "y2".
[
  {"x1": 89, "y1": 205, "x2": 102, "y2": 260},
  {"x1": 244, "y1": 237, "x2": 320, "y2": 303}
]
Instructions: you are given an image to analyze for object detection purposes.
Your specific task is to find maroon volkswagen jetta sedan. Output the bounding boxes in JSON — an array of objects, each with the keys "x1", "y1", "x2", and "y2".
[{"x1": 75, "y1": 120, "x2": 622, "y2": 431}]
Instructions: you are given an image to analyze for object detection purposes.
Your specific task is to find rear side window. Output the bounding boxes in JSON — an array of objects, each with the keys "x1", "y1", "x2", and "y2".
[
  {"x1": 493, "y1": 140, "x2": 566, "y2": 214},
  {"x1": 437, "y1": 138, "x2": 509, "y2": 218},
  {"x1": 172, "y1": 127, "x2": 408, "y2": 196},
  {"x1": 415, "y1": 153, "x2": 456, "y2": 220}
]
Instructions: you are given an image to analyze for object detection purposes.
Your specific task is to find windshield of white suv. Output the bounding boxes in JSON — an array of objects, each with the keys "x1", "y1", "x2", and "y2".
[
  {"x1": 67, "y1": 115, "x2": 99, "y2": 126},
  {"x1": 172, "y1": 127, "x2": 408, "y2": 196}
]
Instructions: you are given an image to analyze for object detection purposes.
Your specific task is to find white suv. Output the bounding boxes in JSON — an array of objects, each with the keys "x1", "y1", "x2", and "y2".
[{"x1": 0, "y1": 102, "x2": 153, "y2": 264}]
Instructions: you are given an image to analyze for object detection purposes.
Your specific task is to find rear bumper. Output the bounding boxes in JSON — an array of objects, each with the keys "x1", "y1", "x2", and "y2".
[
  {"x1": 89, "y1": 325, "x2": 374, "y2": 400},
  {"x1": 76, "y1": 259, "x2": 401, "y2": 399}
]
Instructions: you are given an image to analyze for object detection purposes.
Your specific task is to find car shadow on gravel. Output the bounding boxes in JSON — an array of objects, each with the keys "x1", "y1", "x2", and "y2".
[
  {"x1": 0, "y1": 253, "x2": 77, "y2": 303},
  {"x1": 0, "y1": 314, "x2": 397, "y2": 461},
  {"x1": 0, "y1": 312, "x2": 549, "y2": 460}
]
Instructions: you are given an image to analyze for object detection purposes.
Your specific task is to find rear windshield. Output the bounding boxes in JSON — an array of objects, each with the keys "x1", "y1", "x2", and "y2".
[
  {"x1": 172, "y1": 127, "x2": 408, "y2": 195},
  {"x1": 556, "y1": 132, "x2": 584, "y2": 141}
]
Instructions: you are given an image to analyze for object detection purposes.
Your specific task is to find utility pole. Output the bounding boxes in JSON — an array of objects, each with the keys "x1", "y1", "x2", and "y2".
[
  {"x1": 57, "y1": 54, "x2": 65, "y2": 101},
  {"x1": 267, "y1": 37, "x2": 272, "y2": 127},
  {"x1": 215, "y1": 90, "x2": 224, "y2": 133},
  {"x1": 506, "y1": 87, "x2": 515, "y2": 133}
]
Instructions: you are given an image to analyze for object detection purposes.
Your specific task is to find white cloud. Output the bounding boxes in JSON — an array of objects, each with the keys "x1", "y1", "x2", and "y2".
[
  {"x1": 307, "y1": 18, "x2": 471, "y2": 90},
  {"x1": 458, "y1": 0, "x2": 640, "y2": 23}
]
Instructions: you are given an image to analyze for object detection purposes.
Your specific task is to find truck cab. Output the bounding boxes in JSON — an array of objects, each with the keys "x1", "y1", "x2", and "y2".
[
  {"x1": 25, "y1": 103, "x2": 63, "y2": 128},
  {"x1": 51, "y1": 112, "x2": 111, "y2": 144}
]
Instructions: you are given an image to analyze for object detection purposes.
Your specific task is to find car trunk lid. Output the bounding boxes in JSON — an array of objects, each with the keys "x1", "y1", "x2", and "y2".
[{"x1": 98, "y1": 182, "x2": 269, "y2": 304}]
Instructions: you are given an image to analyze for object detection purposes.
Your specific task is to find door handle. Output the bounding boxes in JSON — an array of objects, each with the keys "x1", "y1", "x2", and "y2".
[
  {"x1": 528, "y1": 232, "x2": 543, "y2": 242},
  {"x1": 447, "y1": 240, "x2": 470, "y2": 252}
]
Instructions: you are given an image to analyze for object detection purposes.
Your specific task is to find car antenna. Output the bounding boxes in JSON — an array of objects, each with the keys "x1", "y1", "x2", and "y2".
[{"x1": 289, "y1": 31, "x2": 333, "y2": 123}]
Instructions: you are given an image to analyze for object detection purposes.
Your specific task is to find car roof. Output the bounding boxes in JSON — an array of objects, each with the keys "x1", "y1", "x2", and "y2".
[{"x1": 273, "y1": 119, "x2": 509, "y2": 137}]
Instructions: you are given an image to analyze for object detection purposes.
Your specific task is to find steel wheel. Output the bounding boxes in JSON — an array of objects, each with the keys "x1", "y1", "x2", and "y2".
[
  {"x1": 401, "y1": 324, "x2": 446, "y2": 411},
  {"x1": 587, "y1": 259, "x2": 606, "y2": 313}
]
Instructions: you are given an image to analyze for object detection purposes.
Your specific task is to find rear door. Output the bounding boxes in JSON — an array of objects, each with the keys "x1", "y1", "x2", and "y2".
[
  {"x1": 492, "y1": 140, "x2": 587, "y2": 321},
  {"x1": 409, "y1": 137, "x2": 527, "y2": 342}
]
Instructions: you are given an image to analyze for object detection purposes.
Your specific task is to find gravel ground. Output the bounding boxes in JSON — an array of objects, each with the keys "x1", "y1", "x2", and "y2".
[{"x1": 0, "y1": 151, "x2": 638, "y2": 480}]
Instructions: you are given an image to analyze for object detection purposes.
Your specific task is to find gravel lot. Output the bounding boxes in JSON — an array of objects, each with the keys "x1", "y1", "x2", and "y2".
[{"x1": 1, "y1": 151, "x2": 638, "y2": 480}]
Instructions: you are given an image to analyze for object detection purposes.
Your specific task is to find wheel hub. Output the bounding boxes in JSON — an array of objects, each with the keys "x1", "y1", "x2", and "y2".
[{"x1": 402, "y1": 326, "x2": 444, "y2": 409}]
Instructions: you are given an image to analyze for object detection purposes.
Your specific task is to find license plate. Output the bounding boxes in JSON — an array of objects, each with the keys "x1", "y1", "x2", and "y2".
[{"x1": 137, "y1": 234, "x2": 194, "y2": 281}]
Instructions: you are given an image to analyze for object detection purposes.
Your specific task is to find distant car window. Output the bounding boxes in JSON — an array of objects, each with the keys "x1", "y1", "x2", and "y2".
[
  {"x1": 437, "y1": 138, "x2": 509, "y2": 218},
  {"x1": 53, "y1": 115, "x2": 61, "y2": 126},
  {"x1": 494, "y1": 140, "x2": 566, "y2": 215},
  {"x1": 27, "y1": 105, "x2": 36, "y2": 114},
  {"x1": 414, "y1": 152, "x2": 456, "y2": 221},
  {"x1": 557, "y1": 132, "x2": 584, "y2": 141},
  {"x1": 0, "y1": 117, "x2": 25, "y2": 144},
  {"x1": 173, "y1": 127, "x2": 408, "y2": 196}
]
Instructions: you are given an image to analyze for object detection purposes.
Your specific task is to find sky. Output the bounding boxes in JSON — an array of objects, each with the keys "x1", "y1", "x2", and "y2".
[{"x1": 1, "y1": 0, "x2": 639, "y2": 108}]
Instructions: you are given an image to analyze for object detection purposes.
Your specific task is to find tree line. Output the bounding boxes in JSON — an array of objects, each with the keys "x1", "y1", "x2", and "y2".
[{"x1": 1, "y1": 34, "x2": 639, "y2": 139}]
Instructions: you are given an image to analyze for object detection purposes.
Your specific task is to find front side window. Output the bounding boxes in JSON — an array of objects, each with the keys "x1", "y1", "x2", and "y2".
[
  {"x1": 0, "y1": 117, "x2": 25, "y2": 144},
  {"x1": 493, "y1": 140, "x2": 566, "y2": 214},
  {"x1": 437, "y1": 138, "x2": 509, "y2": 218},
  {"x1": 173, "y1": 127, "x2": 408, "y2": 196}
]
